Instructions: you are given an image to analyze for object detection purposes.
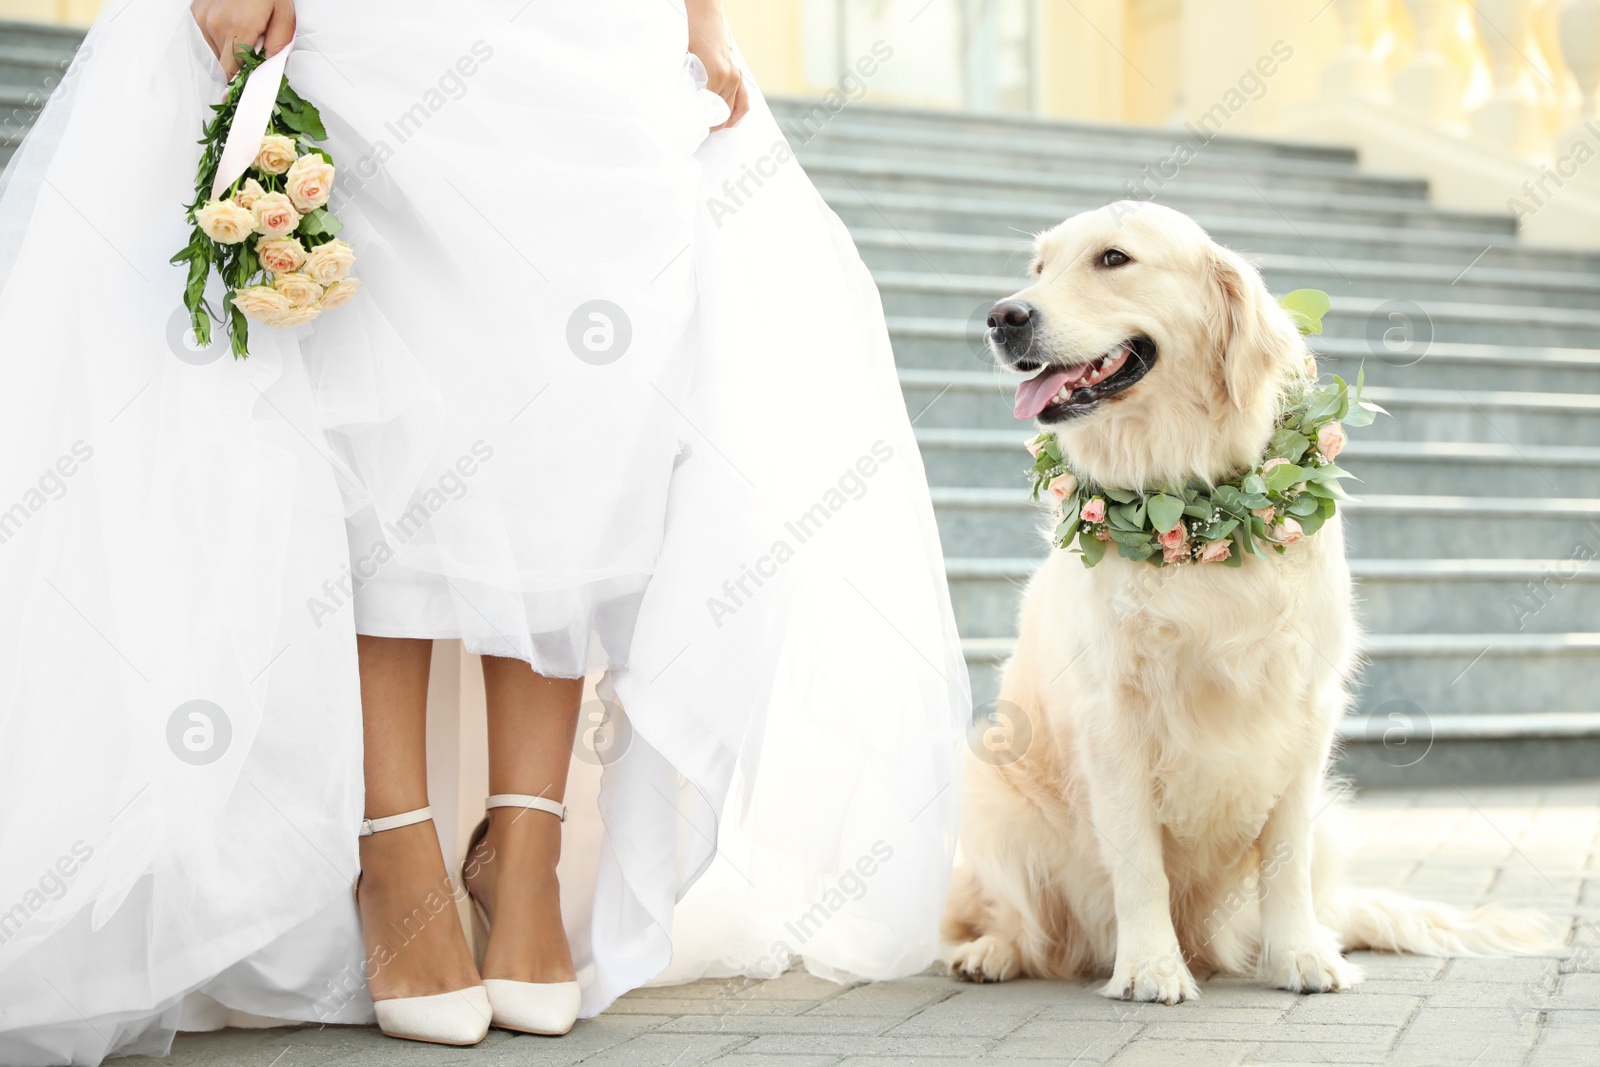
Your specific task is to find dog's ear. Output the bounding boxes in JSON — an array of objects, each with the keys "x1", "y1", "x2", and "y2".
[{"x1": 1208, "y1": 244, "x2": 1296, "y2": 410}]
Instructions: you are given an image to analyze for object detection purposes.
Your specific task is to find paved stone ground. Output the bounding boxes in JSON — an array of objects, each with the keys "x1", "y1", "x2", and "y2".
[{"x1": 129, "y1": 781, "x2": 1600, "y2": 1067}]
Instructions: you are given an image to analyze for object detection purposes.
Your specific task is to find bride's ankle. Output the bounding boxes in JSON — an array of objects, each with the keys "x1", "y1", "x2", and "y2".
[{"x1": 464, "y1": 815, "x2": 561, "y2": 905}]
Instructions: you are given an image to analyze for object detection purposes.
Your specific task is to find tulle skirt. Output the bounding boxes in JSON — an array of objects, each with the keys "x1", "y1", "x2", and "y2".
[{"x1": 0, "y1": 2, "x2": 969, "y2": 1064}]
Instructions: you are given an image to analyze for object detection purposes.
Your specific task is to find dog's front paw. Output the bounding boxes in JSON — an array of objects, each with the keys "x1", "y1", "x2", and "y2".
[
  {"x1": 1263, "y1": 938, "x2": 1363, "y2": 994},
  {"x1": 1101, "y1": 949, "x2": 1200, "y2": 1005},
  {"x1": 947, "y1": 935, "x2": 1021, "y2": 983}
]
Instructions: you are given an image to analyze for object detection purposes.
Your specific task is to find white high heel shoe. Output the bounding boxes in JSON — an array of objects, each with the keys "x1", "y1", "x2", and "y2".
[
  {"x1": 463, "y1": 793, "x2": 582, "y2": 1037},
  {"x1": 356, "y1": 806, "x2": 492, "y2": 1046}
]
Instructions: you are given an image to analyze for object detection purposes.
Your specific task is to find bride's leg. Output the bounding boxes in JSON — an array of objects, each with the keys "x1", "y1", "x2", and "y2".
[
  {"x1": 356, "y1": 635, "x2": 483, "y2": 1000},
  {"x1": 466, "y1": 658, "x2": 582, "y2": 983}
]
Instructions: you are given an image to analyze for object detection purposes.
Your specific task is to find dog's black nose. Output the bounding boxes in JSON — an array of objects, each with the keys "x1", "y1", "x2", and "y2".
[{"x1": 988, "y1": 300, "x2": 1034, "y2": 330}]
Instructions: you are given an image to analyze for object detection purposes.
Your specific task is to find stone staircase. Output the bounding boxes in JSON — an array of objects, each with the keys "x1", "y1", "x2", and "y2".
[
  {"x1": 0, "y1": 20, "x2": 80, "y2": 169},
  {"x1": 768, "y1": 97, "x2": 1600, "y2": 787},
  {"x1": 4, "y1": 22, "x2": 1597, "y2": 785}
]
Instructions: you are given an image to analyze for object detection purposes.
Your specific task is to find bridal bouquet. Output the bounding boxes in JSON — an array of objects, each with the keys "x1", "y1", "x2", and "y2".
[{"x1": 172, "y1": 45, "x2": 359, "y2": 359}]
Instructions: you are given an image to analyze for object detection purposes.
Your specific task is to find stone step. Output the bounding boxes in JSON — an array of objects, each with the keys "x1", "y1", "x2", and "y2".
[
  {"x1": 900, "y1": 368, "x2": 1600, "y2": 447},
  {"x1": 960, "y1": 632, "x2": 1600, "y2": 718},
  {"x1": 851, "y1": 231, "x2": 1600, "y2": 311},
  {"x1": 801, "y1": 156, "x2": 1522, "y2": 235},
  {"x1": 767, "y1": 96, "x2": 1362, "y2": 166},
  {"x1": 889, "y1": 318, "x2": 1600, "y2": 393},
  {"x1": 944, "y1": 557, "x2": 1600, "y2": 638},
  {"x1": 819, "y1": 188, "x2": 1599, "y2": 270},
  {"x1": 929, "y1": 489, "x2": 1600, "y2": 559},
  {"x1": 915, "y1": 428, "x2": 1600, "y2": 499},
  {"x1": 789, "y1": 121, "x2": 1414, "y2": 196},
  {"x1": 876, "y1": 274, "x2": 1600, "y2": 348},
  {"x1": 0, "y1": 20, "x2": 88, "y2": 53},
  {"x1": 0, "y1": 44, "x2": 78, "y2": 91}
]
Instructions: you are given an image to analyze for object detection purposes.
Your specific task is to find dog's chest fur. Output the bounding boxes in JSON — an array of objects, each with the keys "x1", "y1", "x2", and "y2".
[{"x1": 1027, "y1": 525, "x2": 1353, "y2": 864}]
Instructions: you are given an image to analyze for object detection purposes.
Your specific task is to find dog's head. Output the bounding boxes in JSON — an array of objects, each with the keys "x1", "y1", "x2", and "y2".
[{"x1": 989, "y1": 201, "x2": 1308, "y2": 487}]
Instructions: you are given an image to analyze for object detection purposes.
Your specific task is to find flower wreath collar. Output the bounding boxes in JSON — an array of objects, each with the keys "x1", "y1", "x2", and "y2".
[{"x1": 1024, "y1": 291, "x2": 1386, "y2": 568}]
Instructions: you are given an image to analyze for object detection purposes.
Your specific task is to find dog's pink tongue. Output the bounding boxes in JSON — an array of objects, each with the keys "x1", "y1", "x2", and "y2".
[{"x1": 1013, "y1": 365, "x2": 1088, "y2": 420}]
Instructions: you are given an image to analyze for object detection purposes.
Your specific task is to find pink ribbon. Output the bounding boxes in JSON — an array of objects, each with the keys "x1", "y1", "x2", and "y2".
[{"x1": 209, "y1": 38, "x2": 296, "y2": 202}]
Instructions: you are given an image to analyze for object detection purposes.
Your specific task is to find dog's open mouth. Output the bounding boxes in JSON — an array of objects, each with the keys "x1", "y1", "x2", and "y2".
[{"x1": 1011, "y1": 338, "x2": 1158, "y2": 422}]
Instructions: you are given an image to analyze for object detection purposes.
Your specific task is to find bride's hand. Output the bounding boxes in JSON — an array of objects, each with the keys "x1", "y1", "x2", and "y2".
[
  {"x1": 686, "y1": 0, "x2": 748, "y2": 130},
  {"x1": 191, "y1": 0, "x2": 296, "y2": 78}
]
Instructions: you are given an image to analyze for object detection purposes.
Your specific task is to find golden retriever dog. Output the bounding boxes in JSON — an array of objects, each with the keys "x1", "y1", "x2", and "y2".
[{"x1": 941, "y1": 202, "x2": 1550, "y2": 1003}]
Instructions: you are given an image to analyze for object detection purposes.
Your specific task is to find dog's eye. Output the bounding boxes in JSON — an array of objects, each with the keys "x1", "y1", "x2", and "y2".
[{"x1": 1100, "y1": 249, "x2": 1131, "y2": 269}]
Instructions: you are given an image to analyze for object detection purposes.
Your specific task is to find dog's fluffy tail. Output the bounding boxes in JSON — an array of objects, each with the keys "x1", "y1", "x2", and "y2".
[{"x1": 1322, "y1": 888, "x2": 1557, "y2": 957}]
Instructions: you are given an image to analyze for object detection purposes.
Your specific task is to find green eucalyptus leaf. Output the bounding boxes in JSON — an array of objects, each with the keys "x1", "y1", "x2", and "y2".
[
  {"x1": 1146, "y1": 493, "x2": 1185, "y2": 534},
  {"x1": 1279, "y1": 289, "x2": 1330, "y2": 336},
  {"x1": 1263, "y1": 463, "x2": 1304, "y2": 492}
]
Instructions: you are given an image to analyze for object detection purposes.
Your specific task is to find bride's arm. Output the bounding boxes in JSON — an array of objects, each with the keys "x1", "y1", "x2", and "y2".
[
  {"x1": 686, "y1": 0, "x2": 749, "y2": 129},
  {"x1": 191, "y1": 0, "x2": 296, "y2": 77}
]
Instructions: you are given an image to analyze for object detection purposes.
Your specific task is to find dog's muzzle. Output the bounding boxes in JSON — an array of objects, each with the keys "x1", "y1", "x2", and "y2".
[{"x1": 987, "y1": 299, "x2": 1039, "y2": 368}]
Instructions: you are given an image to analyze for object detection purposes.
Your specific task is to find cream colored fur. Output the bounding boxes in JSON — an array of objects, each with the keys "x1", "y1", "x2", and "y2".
[{"x1": 943, "y1": 202, "x2": 1552, "y2": 1003}]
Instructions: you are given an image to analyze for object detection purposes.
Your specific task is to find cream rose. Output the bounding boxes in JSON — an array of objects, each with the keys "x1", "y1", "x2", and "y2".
[
  {"x1": 1025, "y1": 438, "x2": 1045, "y2": 459},
  {"x1": 233, "y1": 285, "x2": 291, "y2": 322},
  {"x1": 256, "y1": 236, "x2": 307, "y2": 275},
  {"x1": 1162, "y1": 542, "x2": 1191, "y2": 564},
  {"x1": 303, "y1": 240, "x2": 356, "y2": 284},
  {"x1": 1200, "y1": 539, "x2": 1232, "y2": 564},
  {"x1": 318, "y1": 278, "x2": 363, "y2": 310},
  {"x1": 285, "y1": 154, "x2": 335, "y2": 213},
  {"x1": 195, "y1": 199, "x2": 255, "y2": 244},
  {"x1": 255, "y1": 134, "x2": 298, "y2": 175},
  {"x1": 1252, "y1": 506, "x2": 1275, "y2": 522},
  {"x1": 273, "y1": 272, "x2": 324, "y2": 307},
  {"x1": 1317, "y1": 422, "x2": 1347, "y2": 461},
  {"x1": 272, "y1": 303, "x2": 322, "y2": 328},
  {"x1": 1273, "y1": 518, "x2": 1305, "y2": 545},
  {"x1": 1081, "y1": 497, "x2": 1106, "y2": 524},
  {"x1": 1048, "y1": 473, "x2": 1077, "y2": 500},
  {"x1": 252, "y1": 192, "x2": 301, "y2": 238},
  {"x1": 235, "y1": 178, "x2": 267, "y2": 211}
]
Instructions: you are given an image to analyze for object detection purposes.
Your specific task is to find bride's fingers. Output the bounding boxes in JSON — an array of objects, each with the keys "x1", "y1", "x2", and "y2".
[
  {"x1": 264, "y1": 1, "x2": 295, "y2": 57},
  {"x1": 219, "y1": 34, "x2": 240, "y2": 76},
  {"x1": 715, "y1": 79, "x2": 749, "y2": 131}
]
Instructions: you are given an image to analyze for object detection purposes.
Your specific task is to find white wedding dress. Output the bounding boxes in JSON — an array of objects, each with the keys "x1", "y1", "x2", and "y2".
[{"x1": 0, "y1": 2, "x2": 969, "y2": 1064}]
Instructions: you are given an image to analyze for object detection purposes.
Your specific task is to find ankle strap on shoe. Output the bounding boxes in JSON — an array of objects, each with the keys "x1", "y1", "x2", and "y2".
[
  {"x1": 359, "y1": 806, "x2": 433, "y2": 837},
  {"x1": 486, "y1": 794, "x2": 567, "y2": 822}
]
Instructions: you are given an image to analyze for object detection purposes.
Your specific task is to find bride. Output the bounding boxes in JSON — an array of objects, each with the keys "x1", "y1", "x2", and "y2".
[{"x1": 0, "y1": 0, "x2": 969, "y2": 1062}]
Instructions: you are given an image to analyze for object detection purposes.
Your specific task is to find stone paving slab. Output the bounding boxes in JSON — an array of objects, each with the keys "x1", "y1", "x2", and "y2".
[{"x1": 124, "y1": 782, "x2": 1600, "y2": 1067}]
